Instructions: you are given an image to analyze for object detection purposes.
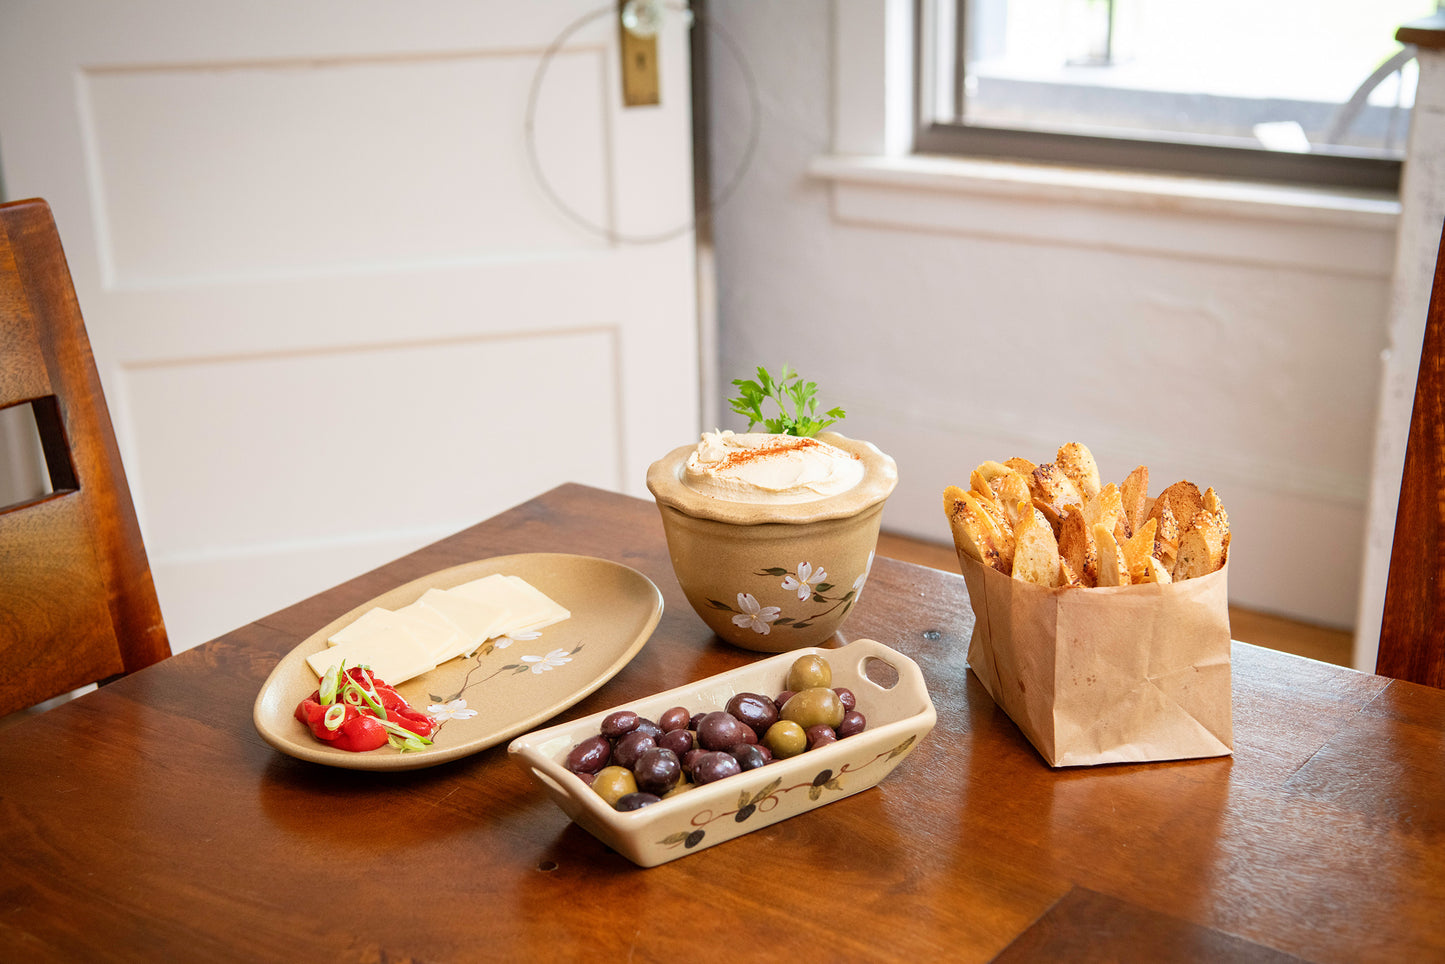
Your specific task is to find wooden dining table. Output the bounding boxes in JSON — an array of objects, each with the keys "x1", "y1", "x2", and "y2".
[{"x1": 2, "y1": 483, "x2": 1442, "y2": 962}]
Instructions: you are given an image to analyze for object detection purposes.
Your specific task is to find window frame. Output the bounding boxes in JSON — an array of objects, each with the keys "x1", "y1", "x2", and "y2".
[{"x1": 912, "y1": 0, "x2": 1406, "y2": 192}]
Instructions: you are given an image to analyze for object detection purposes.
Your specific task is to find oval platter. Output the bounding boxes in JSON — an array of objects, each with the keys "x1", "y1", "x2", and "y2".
[{"x1": 252, "y1": 553, "x2": 663, "y2": 771}]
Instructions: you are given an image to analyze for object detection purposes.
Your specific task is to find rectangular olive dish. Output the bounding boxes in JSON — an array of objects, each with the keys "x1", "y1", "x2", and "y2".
[{"x1": 507, "y1": 637, "x2": 936, "y2": 867}]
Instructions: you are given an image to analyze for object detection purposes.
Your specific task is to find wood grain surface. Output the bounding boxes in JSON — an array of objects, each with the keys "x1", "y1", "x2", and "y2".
[{"x1": 1, "y1": 483, "x2": 1441, "y2": 963}]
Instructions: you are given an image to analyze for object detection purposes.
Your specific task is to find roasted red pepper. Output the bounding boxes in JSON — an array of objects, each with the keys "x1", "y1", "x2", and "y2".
[
  {"x1": 294, "y1": 698, "x2": 389, "y2": 752},
  {"x1": 293, "y1": 666, "x2": 435, "y2": 752},
  {"x1": 357, "y1": 669, "x2": 436, "y2": 739}
]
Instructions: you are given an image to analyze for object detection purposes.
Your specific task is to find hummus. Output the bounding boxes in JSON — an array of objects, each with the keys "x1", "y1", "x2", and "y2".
[{"x1": 682, "y1": 431, "x2": 865, "y2": 504}]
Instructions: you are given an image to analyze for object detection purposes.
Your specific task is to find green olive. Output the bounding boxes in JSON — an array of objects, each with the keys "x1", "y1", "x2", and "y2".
[
  {"x1": 781, "y1": 687, "x2": 845, "y2": 731},
  {"x1": 763, "y1": 720, "x2": 808, "y2": 759},
  {"x1": 592, "y1": 765, "x2": 638, "y2": 807},
  {"x1": 786, "y1": 654, "x2": 833, "y2": 692}
]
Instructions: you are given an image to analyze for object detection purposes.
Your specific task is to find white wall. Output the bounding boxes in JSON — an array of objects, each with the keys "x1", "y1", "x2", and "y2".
[{"x1": 704, "y1": 1, "x2": 1398, "y2": 631}]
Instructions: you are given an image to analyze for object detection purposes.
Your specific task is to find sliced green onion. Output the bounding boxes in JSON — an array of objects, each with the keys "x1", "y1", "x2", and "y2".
[
  {"x1": 323, "y1": 703, "x2": 347, "y2": 731},
  {"x1": 376, "y1": 718, "x2": 431, "y2": 746},
  {"x1": 349, "y1": 671, "x2": 388, "y2": 720},
  {"x1": 356, "y1": 687, "x2": 387, "y2": 720},
  {"x1": 318, "y1": 664, "x2": 341, "y2": 706}
]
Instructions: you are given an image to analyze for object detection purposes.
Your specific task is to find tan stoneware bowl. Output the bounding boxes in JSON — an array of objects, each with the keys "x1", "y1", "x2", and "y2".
[{"x1": 646, "y1": 432, "x2": 898, "y2": 652}]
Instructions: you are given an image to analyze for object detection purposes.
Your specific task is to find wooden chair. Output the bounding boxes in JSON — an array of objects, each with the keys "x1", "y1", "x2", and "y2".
[
  {"x1": 0, "y1": 197, "x2": 170, "y2": 717},
  {"x1": 1377, "y1": 218, "x2": 1445, "y2": 689}
]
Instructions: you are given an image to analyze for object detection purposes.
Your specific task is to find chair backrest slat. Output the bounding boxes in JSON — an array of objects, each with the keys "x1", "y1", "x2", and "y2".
[
  {"x1": 0, "y1": 198, "x2": 169, "y2": 716},
  {"x1": 1378, "y1": 219, "x2": 1445, "y2": 688}
]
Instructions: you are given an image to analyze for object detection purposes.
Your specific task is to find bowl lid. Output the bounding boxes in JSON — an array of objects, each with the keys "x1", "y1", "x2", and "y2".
[{"x1": 646, "y1": 432, "x2": 898, "y2": 525}]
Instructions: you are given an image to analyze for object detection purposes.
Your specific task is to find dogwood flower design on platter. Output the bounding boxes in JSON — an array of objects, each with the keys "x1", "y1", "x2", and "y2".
[
  {"x1": 707, "y1": 558, "x2": 862, "y2": 634},
  {"x1": 488, "y1": 629, "x2": 540, "y2": 652},
  {"x1": 521, "y1": 648, "x2": 574, "y2": 674},
  {"x1": 426, "y1": 698, "x2": 479, "y2": 722},
  {"x1": 426, "y1": 639, "x2": 586, "y2": 736}
]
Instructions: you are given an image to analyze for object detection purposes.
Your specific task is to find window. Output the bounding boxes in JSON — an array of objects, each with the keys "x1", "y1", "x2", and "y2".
[{"x1": 916, "y1": 0, "x2": 1437, "y2": 189}]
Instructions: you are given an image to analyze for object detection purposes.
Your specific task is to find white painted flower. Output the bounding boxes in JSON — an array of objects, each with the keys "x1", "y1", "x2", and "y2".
[
  {"x1": 521, "y1": 648, "x2": 573, "y2": 674},
  {"x1": 426, "y1": 698, "x2": 479, "y2": 721},
  {"x1": 492, "y1": 629, "x2": 540, "y2": 651},
  {"x1": 781, "y1": 561, "x2": 827, "y2": 601},
  {"x1": 732, "y1": 592, "x2": 782, "y2": 635},
  {"x1": 852, "y1": 550, "x2": 876, "y2": 595}
]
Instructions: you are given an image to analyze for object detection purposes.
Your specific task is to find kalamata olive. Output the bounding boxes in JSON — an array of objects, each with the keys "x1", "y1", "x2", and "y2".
[
  {"x1": 806, "y1": 724, "x2": 838, "y2": 750},
  {"x1": 633, "y1": 719, "x2": 664, "y2": 742},
  {"x1": 786, "y1": 654, "x2": 832, "y2": 692},
  {"x1": 591, "y1": 765, "x2": 638, "y2": 806},
  {"x1": 658, "y1": 706, "x2": 691, "y2": 732},
  {"x1": 615, "y1": 792, "x2": 662, "y2": 811},
  {"x1": 613, "y1": 730, "x2": 656, "y2": 770},
  {"x1": 726, "y1": 692, "x2": 780, "y2": 737},
  {"x1": 773, "y1": 691, "x2": 795, "y2": 713},
  {"x1": 696, "y1": 711, "x2": 749, "y2": 751},
  {"x1": 575, "y1": 771, "x2": 597, "y2": 786},
  {"x1": 681, "y1": 748, "x2": 708, "y2": 773},
  {"x1": 634, "y1": 747, "x2": 682, "y2": 795},
  {"x1": 600, "y1": 710, "x2": 640, "y2": 740},
  {"x1": 763, "y1": 720, "x2": 807, "y2": 759},
  {"x1": 781, "y1": 687, "x2": 845, "y2": 730},
  {"x1": 689, "y1": 712, "x2": 706, "y2": 730},
  {"x1": 691, "y1": 751, "x2": 742, "y2": 785},
  {"x1": 565, "y1": 734, "x2": 612, "y2": 774},
  {"x1": 835, "y1": 687, "x2": 857, "y2": 712},
  {"x1": 659, "y1": 728, "x2": 695, "y2": 756},
  {"x1": 838, "y1": 710, "x2": 866, "y2": 738},
  {"x1": 731, "y1": 744, "x2": 770, "y2": 772}
]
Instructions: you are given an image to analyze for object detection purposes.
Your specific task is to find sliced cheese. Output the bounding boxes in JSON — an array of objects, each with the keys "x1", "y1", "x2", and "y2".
[
  {"x1": 416, "y1": 588, "x2": 514, "y2": 659},
  {"x1": 500, "y1": 575, "x2": 570, "y2": 631},
  {"x1": 393, "y1": 599, "x2": 473, "y2": 663},
  {"x1": 306, "y1": 622, "x2": 437, "y2": 685},
  {"x1": 327, "y1": 607, "x2": 406, "y2": 646},
  {"x1": 307, "y1": 573, "x2": 571, "y2": 685},
  {"x1": 449, "y1": 574, "x2": 570, "y2": 638},
  {"x1": 445, "y1": 574, "x2": 514, "y2": 609}
]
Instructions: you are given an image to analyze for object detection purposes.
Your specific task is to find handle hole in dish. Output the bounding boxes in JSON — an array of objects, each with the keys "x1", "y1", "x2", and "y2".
[{"x1": 862, "y1": 656, "x2": 900, "y2": 690}]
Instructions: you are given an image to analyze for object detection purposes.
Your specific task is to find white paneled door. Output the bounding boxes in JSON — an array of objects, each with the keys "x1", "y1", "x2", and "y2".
[{"x1": 0, "y1": 1, "x2": 701, "y2": 650}]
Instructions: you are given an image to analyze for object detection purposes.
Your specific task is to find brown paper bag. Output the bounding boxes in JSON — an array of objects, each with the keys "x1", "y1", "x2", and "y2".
[{"x1": 959, "y1": 552, "x2": 1232, "y2": 767}]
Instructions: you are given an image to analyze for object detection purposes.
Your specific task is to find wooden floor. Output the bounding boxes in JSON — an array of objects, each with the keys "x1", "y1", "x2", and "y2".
[{"x1": 876, "y1": 532, "x2": 1354, "y2": 668}]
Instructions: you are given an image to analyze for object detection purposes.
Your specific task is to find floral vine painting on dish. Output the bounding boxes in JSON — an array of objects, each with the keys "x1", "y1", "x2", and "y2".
[{"x1": 422, "y1": 632, "x2": 585, "y2": 741}]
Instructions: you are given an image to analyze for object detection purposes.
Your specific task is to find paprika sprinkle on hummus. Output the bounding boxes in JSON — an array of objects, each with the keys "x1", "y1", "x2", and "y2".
[{"x1": 682, "y1": 431, "x2": 864, "y2": 504}]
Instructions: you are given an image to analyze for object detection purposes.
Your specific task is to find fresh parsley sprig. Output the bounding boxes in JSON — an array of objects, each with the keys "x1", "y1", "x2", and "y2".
[{"x1": 728, "y1": 364, "x2": 846, "y2": 438}]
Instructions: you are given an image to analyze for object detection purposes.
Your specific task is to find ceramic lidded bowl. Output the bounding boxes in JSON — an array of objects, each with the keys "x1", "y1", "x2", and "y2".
[{"x1": 646, "y1": 431, "x2": 898, "y2": 652}]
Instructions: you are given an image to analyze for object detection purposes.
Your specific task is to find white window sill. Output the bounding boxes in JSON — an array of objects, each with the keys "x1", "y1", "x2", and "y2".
[{"x1": 808, "y1": 152, "x2": 1401, "y2": 277}]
